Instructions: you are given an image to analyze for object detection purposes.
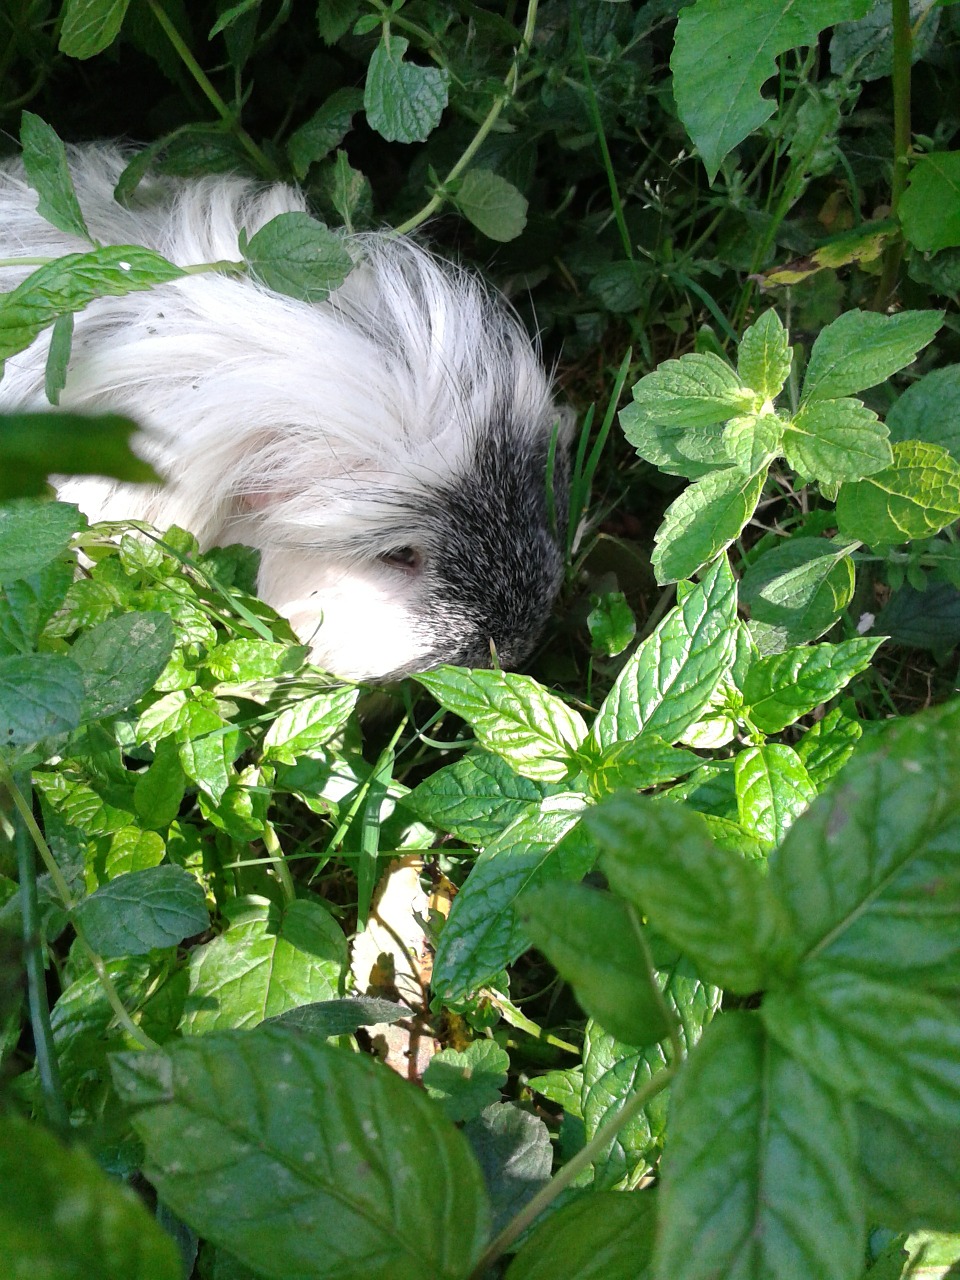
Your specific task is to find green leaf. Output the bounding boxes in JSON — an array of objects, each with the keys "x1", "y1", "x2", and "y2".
[
  {"x1": 0, "y1": 553, "x2": 74, "y2": 652},
  {"x1": 59, "y1": 0, "x2": 133, "y2": 59},
  {"x1": 44, "y1": 313, "x2": 75, "y2": 406},
  {"x1": 0, "y1": 413, "x2": 158, "y2": 499},
  {"x1": 586, "y1": 736, "x2": 701, "y2": 799},
  {"x1": 740, "y1": 537, "x2": 856, "y2": 647},
  {"x1": 836, "y1": 441, "x2": 960, "y2": 543},
  {"x1": 111, "y1": 1027, "x2": 490, "y2": 1280},
  {"x1": 768, "y1": 699, "x2": 960, "y2": 994},
  {"x1": 416, "y1": 668, "x2": 587, "y2": 783},
  {"x1": 463, "y1": 1103, "x2": 552, "y2": 1236},
  {"x1": 734, "y1": 744, "x2": 816, "y2": 849},
  {"x1": 454, "y1": 169, "x2": 528, "y2": 242},
  {"x1": 742, "y1": 636, "x2": 882, "y2": 734},
  {"x1": 857, "y1": 1104, "x2": 960, "y2": 1233},
  {"x1": 0, "y1": 246, "x2": 185, "y2": 361},
  {"x1": 762, "y1": 971, "x2": 960, "y2": 1128},
  {"x1": 133, "y1": 738, "x2": 186, "y2": 828},
  {"x1": 652, "y1": 468, "x2": 766, "y2": 584},
  {"x1": 316, "y1": 0, "x2": 360, "y2": 43},
  {"x1": 523, "y1": 884, "x2": 671, "y2": 1048},
  {"x1": 262, "y1": 996, "x2": 410, "y2": 1037},
  {"x1": 103, "y1": 825, "x2": 166, "y2": 877},
  {"x1": 288, "y1": 90, "x2": 364, "y2": 176},
  {"x1": 260, "y1": 687, "x2": 358, "y2": 764},
  {"x1": 593, "y1": 555, "x2": 738, "y2": 749},
  {"x1": 671, "y1": 0, "x2": 871, "y2": 182},
  {"x1": 431, "y1": 793, "x2": 593, "y2": 1001},
  {"x1": 900, "y1": 151, "x2": 960, "y2": 252},
  {"x1": 180, "y1": 900, "x2": 346, "y2": 1032},
  {"x1": 70, "y1": 612, "x2": 176, "y2": 721},
  {"x1": 0, "y1": 1111, "x2": 180, "y2": 1280},
  {"x1": 244, "y1": 212, "x2": 353, "y2": 303},
  {"x1": 72, "y1": 865, "x2": 209, "y2": 956},
  {"x1": 622, "y1": 354, "x2": 754, "y2": 455},
  {"x1": 0, "y1": 498, "x2": 84, "y2": 584},
  {"x1": 364, "y1": 33, "x2": 450, "y2": 144},
  {"x1": 721, "y1": 410, "x2": 783, "y2": 474},
  {"x1": 405, "y1": 749, "x2": 556, "y2": 844},
  {"x1": 783, "y1": 398, "x2": 892, "y2": 482},
  {"x1": 20, "y1": 112, "x2": 91, "y2": 241},
  {"x1": 589, "y1": 794, "x2": 790, "y2": 994},
  {"x1": 737, "y1": 309, "x2": 792, "y2": 399},
  {"x1": 887, "y1": 365, "x2": 960, "y2": 462},
  {"x1": 793, "y1": 705, "x2": 862, "y2": 788},
  {"x1": 423, "y1": 1040, "x2": 509, "y2": 1122},
  {"x1": 586, "y1": 591, "x2": 636, "y2": 657},
  {"x1": 0, "y1": 652, "x2": 84, "y2": 744},
  {"x1": 655, "y1": 1012, "x2": 864, "y2": 1280},
  {"x1": 801, "y1": 309, "x2": 942, "y2": 403},
  {"x1": 504, "y1": 1188, "x2": 656, "y2": 1280}
]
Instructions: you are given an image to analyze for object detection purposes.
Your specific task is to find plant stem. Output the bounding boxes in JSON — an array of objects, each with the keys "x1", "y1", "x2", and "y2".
[
  {"x1": 11, "y1": 772, "x2": 69, "y2": 1134},
  {"x1": 875, "y1": 0, "x2": 912, "y2": 306},
  {"x1": 145, "y1": 0, "x2": 280, "y2": 181},
  {"x1": 467, "y1": 1061, "x2": 675, "y2": 1277},
  {"x1": 395, "y1": 0, "x2": 539, "y2": 234},
  {"x1": 262, "y1": 818, "x2": 297, "y2": 903}
]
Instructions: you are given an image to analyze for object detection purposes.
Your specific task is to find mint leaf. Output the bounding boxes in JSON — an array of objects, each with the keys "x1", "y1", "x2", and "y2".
[
  {"x1": 737, "y1": 308, "x2": 792, "y2": 399},
  {"x1": 286, "y1": 88, "x2": 364, "y2": 178},
  {"x1": 455, "y1": 169, "x2": 528, "y2": 242},
  {"x1": 900, "y1": 151, "x2": 960, "y2": 252},
  {"x1": 244, "y1": 212, "x2": 353, "y2": 303},
  {"x1": 364, "y1": 34, "x2": 450, "y2": 144},
  {"x1": 652, "y1": 468, "x2": 766, "y2": 584},
  {"x1": 505, "y1": 1188, "x2": 656, "y2": 1280},
  {"x1": 887, "y1": 365, "x2": 960, "y2": 462},
  {"x1": 740, "y1": 538, "x2": 856, "y2": 647},
  {"x1": 0, "y1": 653, "x2": 84, "y2": 744},
  {"x1": 59, "y1": 0, "x2": 132, "y2": 59},
  {"x1": 0, "y1": 499, "x2": 84, "y2": 583},
  {"x1": 783, "y1": 398, "x2": 892, "y2": 482},
  {"x1": 742, "y1": 636, "x2": 882, "y2": 734},
  {"x1": 836, "y1": 440, "x2": 960, "y2": 544},
  {"x1": 801, "y1": 309, "x2": 942, "y2": 403},
  {"x1": 20, "y1": 113, "x2": 91, "y2": 242},
  {"x1": 734, "y1": 744, "x2": 816, "y2": 849},
  {"x1": 722, "y1": 410, "x2": 783, "y2": 474},
  {"x1": 72, "y1": 865, "x2": 209, "y2": 956}
]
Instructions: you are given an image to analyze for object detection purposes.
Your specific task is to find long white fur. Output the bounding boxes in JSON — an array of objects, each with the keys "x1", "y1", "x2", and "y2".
[{"x1": 0, "y1": 146, "x2": 565, "y2": 680}]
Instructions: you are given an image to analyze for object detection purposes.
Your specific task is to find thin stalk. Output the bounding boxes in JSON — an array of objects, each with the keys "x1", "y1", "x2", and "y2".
[
  {"x1": 395, "y1": 0, "x2": 539, "y2": 234},
  {"x1": 145, "y1": 0, "x2": 280, "y2": 181},
  {"x1": 875, "y1": 0, "x2": 912, "y2": 306},
  {"x1": 12, "y1": 772, "x2": 69, "y2": 1134},
  {"x1": 262, "y1": 818, "x2": 297, "y2": 904}
]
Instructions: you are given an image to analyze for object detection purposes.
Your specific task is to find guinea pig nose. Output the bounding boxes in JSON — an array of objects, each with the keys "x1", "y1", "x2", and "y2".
[{"x1": 379, "y1": 546, "x2": 424, "y2": 574}]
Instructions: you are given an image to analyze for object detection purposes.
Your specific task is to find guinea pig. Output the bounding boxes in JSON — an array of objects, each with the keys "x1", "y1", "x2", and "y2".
[{"x1": 0, "y1": 144, "x2": 570, "y2": 682}]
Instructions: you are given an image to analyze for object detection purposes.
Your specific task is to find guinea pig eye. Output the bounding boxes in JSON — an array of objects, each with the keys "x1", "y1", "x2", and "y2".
[{"x1": 379, "y1": 546, "x2": 423, "y2": 574}]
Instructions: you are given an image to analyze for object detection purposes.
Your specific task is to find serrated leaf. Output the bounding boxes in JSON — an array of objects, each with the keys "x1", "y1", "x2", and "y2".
[
  {"x1": 423, "y1": 1040, "x2": 509, "y2": 1122},
  {"x1": 784, "y1": 398, "x2": 892, "y2": 482},
  {"x1": 0, "y1": 1110, "x2": 180, "y2": 1280},
  {"x1": 364, "y1": 34, "x2": 450, "y2": 144},
  {"x1": 793, "y1": 705, "x2": 862, "y2": 788},
  {"x1": 737, "y1": 308, "x2": 792, "y2": 398},
  {"x1": 463, "y1": 1103, "x2": 552, "y2": 1236},
  {"x1": 830, "y1": 0, "x2": 939, "y2": 81},
  {"x1": 0, "y1": 499, "x2": 84, "y2": 584},
  {"x1": 887, "y1": 365, "x2": 960, "y2": 462},
  {"x1": 70, "y1": 611, "x2": 176, "y2": 721},
  {"x1": 180, "y1": 900, "x2": 346, "y2": 1033},
  {"x1": 244, "y1": 212, "x2": 353, "y2": 303},
  {"x1": 455, "y1": 169, "x2": 528, "y2": 242},
  {"x1": 405, "y1": 749, "x2": 556, "y2": 844},
  {"x1": 652, "y1": 468, "x2": 766, "y2": 584},
  {"x1": 671, "y1": 0, "x2": 871, "y2": 182},
  {"x1": 836, "y1": 440, "x2": 960, "y2": 544},
  {"x1": 431, "y1": 793, "x2": 593, "y2": 1001},
  {"x1": 72, "y1": 865, "x2": 208, "y2": 956},
  {"x1": 741, "y1": 537, "x2": 856, "y2": 646},
  {"x1": 721, "y1": 410, "x2": 783, "y2": 474},
  {"x1": 111, "y1": 1027, "x2": 490, "y2": 1280},
  {"x1": 262, "y1": 996, "x2": 410, "y2": 1037},
  {"x1": 586, "y1": 591, "x2": 636, "y2": 657},
  {"x1": 0, "y1": 412, "x2": 157, "y2": 499},
  {"x1": 857, "y1": 1104, "x2": 960, "y2": 1233},
  {"x1": 734, "y1": 744, "x2": 816, "y2": 849},
  {"x1": 287, "y1": 88, "x2": 364, "y2": 177},
  {"x1": 0, "y1": 246, "x2": 184, "y2": 361},
  {"x1": 586, "y1": 736, "x2": 701, "y2": 799},
  {"x1": 20, "y1": 112, "x2": 91, "y2": 241},
  {"x1": 523, "y1": 884, "x2": 671, "y2": 1048},
  {"x1": 900, "y1": 151, "x2": 960, "y2": 253},
  {"x1": 59, "y1": 0, "x2": 132, "y2": 59},
  {"x1": 416, "y1": 668, "x2": 587, "y2": 783},
  {"x1": 0, "y1": 652, "x2": 84, "y2": 744},
  {"x1": 0, "y1": 553, "x2": 74, "y2": 652},
  {"x1": 103, "y1": 826, "x2": 166, "y2": 878},
  {"x1": 593, "y1": 555, "x2": 738, "y2": 748},
  {"x1": 801, "y1": 309, "x2": 942, "y2": 403},
  {"x1": 589, "y1": 794, "x2": 790, "y2": 994},
  {"x1": 623, "y1": 354, "x2": 754, "y2": 451},
  {"x1": 655, "y1": 1012, "x2": 864, "y2": 1280},
  {"x1": 260, "y1": 686, "x2": 358, "y2": 764},
  {"x1": 742, "y1": 636, "x2": 882, "y2": 734},
  {"x1": 504, "y1": 1188, "x2": 656, "y2": 1280}
]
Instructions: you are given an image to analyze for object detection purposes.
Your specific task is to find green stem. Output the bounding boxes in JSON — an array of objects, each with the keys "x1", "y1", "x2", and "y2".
[
  {"x1": 145, "y1": 0, "x2": 280, "y2": 181},
  {"x1": 11, "y1": 772, "x2": 69, "y2": 1134},
  {"x1": 467, "y1": 1061, "x2": 675, "y2": 1277},
  {"x1": 875, "y1": 0, "x2": 912, "y2": 306},
  {"x1": 395, "y1": 0, "x2": 539, "y2": 234},
  {"x1": 262, "y1": 817, "x2": 297, "y2": 904}
]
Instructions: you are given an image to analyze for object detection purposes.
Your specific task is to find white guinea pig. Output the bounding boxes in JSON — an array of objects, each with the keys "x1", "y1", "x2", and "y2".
[{"x1": 0, "y1": 145, "x2": 570, "y2": 682}]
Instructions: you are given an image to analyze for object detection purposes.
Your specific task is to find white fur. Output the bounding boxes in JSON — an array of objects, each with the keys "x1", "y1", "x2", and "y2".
[{"x1": 0, "y1": 145, "x2": 567, "y2": 680}]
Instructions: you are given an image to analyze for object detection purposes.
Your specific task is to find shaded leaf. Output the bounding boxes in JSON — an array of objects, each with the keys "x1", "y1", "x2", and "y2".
[{"x1": 72, "y1": 865, "x2": 208, "y2": 957}]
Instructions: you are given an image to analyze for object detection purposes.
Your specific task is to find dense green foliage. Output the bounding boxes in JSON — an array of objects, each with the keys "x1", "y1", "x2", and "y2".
[{"x1": 2, "y1": 1, "x2": 960, "y2": 1278}]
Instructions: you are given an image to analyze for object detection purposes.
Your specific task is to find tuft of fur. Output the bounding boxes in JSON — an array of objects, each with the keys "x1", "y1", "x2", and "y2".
[{"x1": 0, "y1": 145, "x2": 570, "y2": 681}]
